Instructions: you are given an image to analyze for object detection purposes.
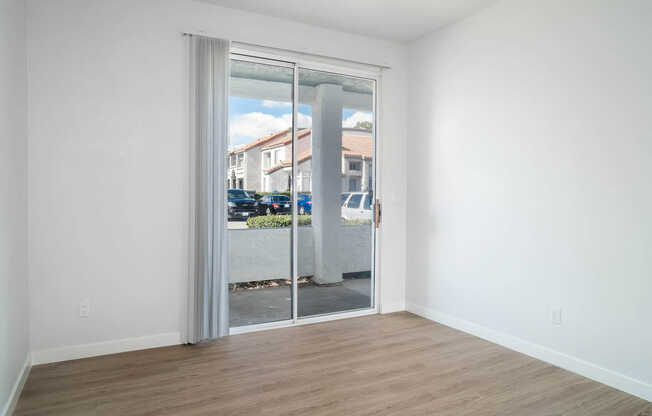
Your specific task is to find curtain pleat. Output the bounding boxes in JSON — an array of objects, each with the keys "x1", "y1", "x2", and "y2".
[{"x1": 187, "y1": 35, "x2": 230, "y2": 343}]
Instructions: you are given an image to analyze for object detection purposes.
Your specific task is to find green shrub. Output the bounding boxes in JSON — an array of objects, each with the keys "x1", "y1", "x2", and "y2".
[
  {"x1": 342, "y1": 219, "x2": 372, "y2": 226},
  {"x1": 247, "y1": 214, "x2": 312, "y2": 228},
  {"x1": 246, "y1": 214, "x2": 371, "y2": 228}
]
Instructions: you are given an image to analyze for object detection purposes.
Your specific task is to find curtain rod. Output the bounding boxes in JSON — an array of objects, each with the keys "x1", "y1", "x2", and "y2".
[{"x1": 182, "y1": 32, "x2": 391, "y2": 70}]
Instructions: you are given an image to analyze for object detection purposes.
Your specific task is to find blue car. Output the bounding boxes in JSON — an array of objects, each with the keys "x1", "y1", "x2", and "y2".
[{"x1": 297, "y1": 193, "x2": 312, "y2": 215}]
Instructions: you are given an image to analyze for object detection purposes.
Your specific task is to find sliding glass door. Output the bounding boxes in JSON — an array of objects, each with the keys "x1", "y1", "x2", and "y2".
[
  {"x1": 227, "y1": 54, "x2": 377, "y2": 329},
  {"x1": 227, "y1": 58, "x2": 295, "y2": 327},
  {"x1": 297, "y1": 69, "x2": 375, "y2": 318}
]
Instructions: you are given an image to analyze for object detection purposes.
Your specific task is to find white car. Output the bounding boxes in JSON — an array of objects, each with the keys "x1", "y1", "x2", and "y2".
[{"x1": 341, "y1": 192, "x2": 373, "y2": 221}]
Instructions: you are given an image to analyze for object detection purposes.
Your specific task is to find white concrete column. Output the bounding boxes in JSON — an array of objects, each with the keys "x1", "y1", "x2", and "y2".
[{"x1": 311, "y1": 84, "x2": 343, "y2": 285}]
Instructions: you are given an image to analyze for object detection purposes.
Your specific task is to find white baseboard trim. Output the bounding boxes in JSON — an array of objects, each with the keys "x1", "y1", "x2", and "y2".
[
  {"x1": 31, "y1": 332, "x2": 182, "y2": 365},
  {"x1": 407, "y1": 302, "x2": 652, "y2": 402},
  {"x1": 380, "y1": 301, "x2": 406, "y2": 314},
  {"x1": 2, "y1": 353, "x2": 31, "y2": 416}
]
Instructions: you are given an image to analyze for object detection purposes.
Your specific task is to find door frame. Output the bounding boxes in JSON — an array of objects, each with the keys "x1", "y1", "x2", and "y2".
[{"x1": 228, "y1": 48, "x2": 382, "y2": 335}]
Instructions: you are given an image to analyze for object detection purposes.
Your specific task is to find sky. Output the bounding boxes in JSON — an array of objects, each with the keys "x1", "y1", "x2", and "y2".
[{"x1": 229, "y1": 97, "x2": 372, "y2": 149}]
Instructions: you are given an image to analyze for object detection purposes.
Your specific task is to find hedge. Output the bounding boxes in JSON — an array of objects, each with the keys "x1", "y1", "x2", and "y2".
[
  {"x1": 341, "y1": 218, "x2": 372, "y2": 226},
  {"x1": 246, "y1": 215, "x2": 371, "y2": 228},
  {"x1": 246, "y1": 215, "x2": 312, "y2": 228}
]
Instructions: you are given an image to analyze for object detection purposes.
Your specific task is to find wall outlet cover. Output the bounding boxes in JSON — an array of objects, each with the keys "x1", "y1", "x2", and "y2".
[{"x1": 79, "y1": 299, "x2": 91, "y2": 318}]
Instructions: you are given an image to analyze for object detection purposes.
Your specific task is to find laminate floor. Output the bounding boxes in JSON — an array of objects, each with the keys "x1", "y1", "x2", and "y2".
[{"x1": 15, "y1": 312, "x2": 651, "y2": 415}]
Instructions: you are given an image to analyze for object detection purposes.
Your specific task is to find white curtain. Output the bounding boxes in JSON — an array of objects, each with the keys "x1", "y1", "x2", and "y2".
[{"x1": 187, "y1": 35, "x2": 230, "y2": 343}]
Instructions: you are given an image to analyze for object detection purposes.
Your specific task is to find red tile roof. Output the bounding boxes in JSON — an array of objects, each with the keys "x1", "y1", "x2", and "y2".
[
  {"x1": 229, "y1": 128, "x2": 291, "y2": 155},
  {"x1": 261, "y1": 129, "x2": 372, "y2": 174},
  {"x1": 341, "y1": 134, "x2": 373, "y2": 159},
  {"x1": 265, "y1": 152, "x2": 312, "y2": 174},
  {"x1": 261, "y1": 129, "x2": 311, "y2": 150}
]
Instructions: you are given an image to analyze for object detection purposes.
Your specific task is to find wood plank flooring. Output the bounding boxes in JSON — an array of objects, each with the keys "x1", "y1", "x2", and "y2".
[{"x1": 15, "y1": 312, "x2": 651, "y2": 415}]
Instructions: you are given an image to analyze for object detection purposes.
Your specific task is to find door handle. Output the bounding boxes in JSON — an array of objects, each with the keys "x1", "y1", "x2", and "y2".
[{"x1": 375, "y1": 199, "x2": 381, "y2": 228}]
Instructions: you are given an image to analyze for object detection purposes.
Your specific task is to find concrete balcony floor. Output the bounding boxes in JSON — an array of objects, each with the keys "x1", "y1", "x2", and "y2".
[{"x1": 229, "y1": 275, "x2": 372, "y2": 327}]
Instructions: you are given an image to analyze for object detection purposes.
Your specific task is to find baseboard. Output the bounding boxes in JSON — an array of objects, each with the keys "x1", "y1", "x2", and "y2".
[
  {"x1": 1, "y1": 353, "x2": 31, "y2": 416},
  {"x1": 31, "y1": 332, "x2": 181, "y2": 365},
  {"x1": 380, "y1": 301, "x2": 406, "y2": 314},
  {"x1": 407, "y1": 302, "x2": 652, "y2": 403}
]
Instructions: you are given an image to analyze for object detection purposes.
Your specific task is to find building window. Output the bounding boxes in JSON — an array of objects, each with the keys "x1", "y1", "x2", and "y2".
[
  {"x1": 238, "y1": 178, "x2": 244, "y2": 189},
  {"x1": 349, "y1": 161, "x2": 361, "y2": 171},
  {"x1": 273, "y1": 149, "x2": 281, "y2": 165},
  {"x1": 237, "y1": 153, "x2": 244, "y2": 168},
  {"x1": 230, "y1": 154, "x2": 235, "y2": 167},
  {"x1": 263, "y1": 152, "x2": 271, "y2": 169},
  {"x1": 348, "y1": 177, "x2": 359, "y2": 192}
]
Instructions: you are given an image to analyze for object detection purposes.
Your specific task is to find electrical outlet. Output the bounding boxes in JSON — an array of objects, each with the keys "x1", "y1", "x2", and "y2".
[
  {"x1": 551, "y1": 308, "x2": 562, "y2": 325},
  {"x1": 79, "y1": 299, "x2": 90, "y2": 318}
]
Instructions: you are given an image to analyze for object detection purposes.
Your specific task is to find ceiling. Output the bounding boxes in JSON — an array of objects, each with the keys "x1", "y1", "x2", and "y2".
[
  {"x1": 202, "y1": 0, "x2": 497, "y2": 42},
  {"x1": 232, "y1": 60, "x2": 374, "y2": 94}
]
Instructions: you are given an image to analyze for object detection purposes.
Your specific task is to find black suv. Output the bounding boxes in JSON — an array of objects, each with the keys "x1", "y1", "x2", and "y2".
[{"x1": 228, "y1": 189, "x2": 258, "y2": 220}]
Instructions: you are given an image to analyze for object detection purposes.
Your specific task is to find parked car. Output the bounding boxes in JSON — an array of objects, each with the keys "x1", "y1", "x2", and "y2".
[
  {"x1": 297, "y1": 193, "x2": 312, "y2": 215},
  {"x1": 341, "y1": 192, "x2": 373, "y2": 221},
  {"x1": 245, "y1": 190, "x2": 262, "y2": 200},
  {"x1": 228, "y1": 189, "x2": 259, "y2": 220},
  {"x1": 341, "y1": 192, "x2": 351, "y2": 206},
  {"x1": 258, "y1": 194, "x2": 291, "y2": 215}
]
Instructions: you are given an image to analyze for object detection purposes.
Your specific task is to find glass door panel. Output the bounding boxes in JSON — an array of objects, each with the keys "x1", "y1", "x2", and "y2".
[
  {"x1": 227, "y1": 58, "x2": 295, "y2": 327},
  {"x1": 296, "y1": 68, "x2": 376, "y2": 318}
]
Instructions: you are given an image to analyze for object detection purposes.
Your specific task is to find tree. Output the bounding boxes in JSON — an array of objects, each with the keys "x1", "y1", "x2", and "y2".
[{"x1": 353, "y1": 121, "x2": 372, "y2": 131}]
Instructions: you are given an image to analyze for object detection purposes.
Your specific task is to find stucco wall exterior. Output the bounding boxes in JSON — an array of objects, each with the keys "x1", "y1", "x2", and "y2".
[
  {"x1": 228, "y1": 224, "x2": 372, "y2": 283},
  {"x1": 267, "y1": 167, "x2": 292, "y2": 192}
]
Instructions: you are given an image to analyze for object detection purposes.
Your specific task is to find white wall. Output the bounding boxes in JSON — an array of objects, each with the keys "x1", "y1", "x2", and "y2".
[
  {"x1": 407, "y1": 0, "x2": 652, "y2": 400},
  {"x1": 26, "y1": 0, "x2": 407, "y2": 357},
  {"x1": 0, "y1": 0, "x2": 30, "y2": 411}
]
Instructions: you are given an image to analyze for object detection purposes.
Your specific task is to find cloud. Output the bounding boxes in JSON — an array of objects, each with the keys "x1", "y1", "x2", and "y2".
[
  {"x1": 262, "y1": 100, "x2": 292, "y2": 108},
  {"x1": 230, "y1": 112, "x2": 312, "y2": 148},
  {"x1": 295, "y1": 112, "x2": 312, "y2": 129},
  {"x1": 343, "y1": 111, "x2": 373, "y2": 128}
]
